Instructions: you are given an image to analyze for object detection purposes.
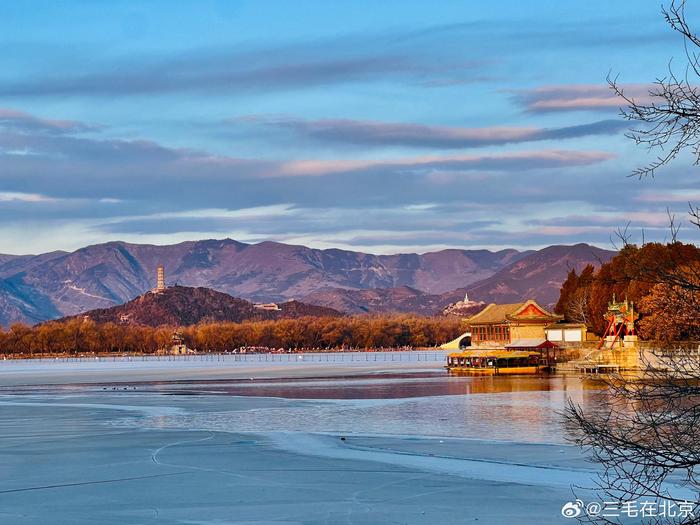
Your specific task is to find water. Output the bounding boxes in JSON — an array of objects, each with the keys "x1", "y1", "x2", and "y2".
[
  {"x1": 0, "y1": 359, "x2": 608, "y2": 524},
  {"x1": 3, "y1": 368, "x2": 602, "y2": 443}
]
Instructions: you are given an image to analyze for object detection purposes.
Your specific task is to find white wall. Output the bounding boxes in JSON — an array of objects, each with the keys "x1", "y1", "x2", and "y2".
[
  {"x1": 563, "y1": 329, "x2": 582, "y2": 342},
  {"x1": 547, "y1": 329, "x2": 563, "y2": 342}
]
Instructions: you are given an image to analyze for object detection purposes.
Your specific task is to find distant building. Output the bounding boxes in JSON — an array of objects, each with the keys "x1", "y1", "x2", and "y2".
[
  {"x1": 466, "y1": 300, "x2": 563, "y2": 348},
  {"x1": 154, "y1": 264, "x2": 166, "y2": 293},
  {"x1": 253, "y1": 302, "x2": 281, "y2": 311},
  {"x1": 157, "y1": 331, "x2": 195, "y2": 355}
]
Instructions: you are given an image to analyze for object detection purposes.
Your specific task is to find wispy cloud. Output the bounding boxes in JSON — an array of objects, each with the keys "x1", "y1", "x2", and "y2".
[
  {"x1": 0, "y1": 32, "x2": 485, "y2": 99},
  {"x1": 232, "y1": 115, "x2": 627, "y2": 149},
  {"x1": 278, "y1": 150, "x2": 615, "y2": 177},
  {"x1": 511, "y1": 84, "x2": 652, "y2": 113},
  {"x1": 0, "y1": 107, "x2": 691, "y2": 254},
  {"x1": 0, "y1": 108, "x2": 98, "y2": 134},
  {"x1": 635, "y1": 189, "x2": 700, "y2": 203},
  {"x1": 0, "y1": 191, "x2": 56, "y2": 203}
]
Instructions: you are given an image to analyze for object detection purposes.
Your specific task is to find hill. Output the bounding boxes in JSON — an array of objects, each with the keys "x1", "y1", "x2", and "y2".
[{"x1": 63, "y1": 286, "x2": 342, "y2": 327}]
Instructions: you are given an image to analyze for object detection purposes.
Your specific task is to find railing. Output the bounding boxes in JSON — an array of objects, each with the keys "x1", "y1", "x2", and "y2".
[{"x1": 0, "y1": 350, "x2": 450, "y2": 366}]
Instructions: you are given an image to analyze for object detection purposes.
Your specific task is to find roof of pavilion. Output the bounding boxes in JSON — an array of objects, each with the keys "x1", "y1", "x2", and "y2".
[{"x1": 465, "y1": 300, "x2": 562, "y2": 325}]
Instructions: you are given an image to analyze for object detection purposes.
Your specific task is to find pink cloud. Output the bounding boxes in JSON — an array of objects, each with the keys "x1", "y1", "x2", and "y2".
[
  {"x1": 277, "y1": 150, "x2": 615, "y2": 177},
  {"x1": 512, "y1": 84, "x2": 652, "y2": 113},
  {"x1": 636, "y1": 190, "x2": 700, "y2": 203}
]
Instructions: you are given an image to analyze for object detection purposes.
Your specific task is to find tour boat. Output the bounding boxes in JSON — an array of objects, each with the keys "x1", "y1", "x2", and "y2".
[{"x1": 446, "y1": 349, "x2": 544, "y2": 375}]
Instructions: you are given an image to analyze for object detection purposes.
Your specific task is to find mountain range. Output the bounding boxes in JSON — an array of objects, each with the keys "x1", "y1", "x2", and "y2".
[{"x1": 0, "y1": 239, "x2": 614, "y2": 326}]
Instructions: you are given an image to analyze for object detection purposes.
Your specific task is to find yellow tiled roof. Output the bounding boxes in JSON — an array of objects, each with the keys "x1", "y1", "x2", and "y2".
[
  {"x1": 466, "y1": 299, "x2": 561, "y2": 325},
  {"x1": 465, "y1": 303, "x2": 524, "y2": 324}
]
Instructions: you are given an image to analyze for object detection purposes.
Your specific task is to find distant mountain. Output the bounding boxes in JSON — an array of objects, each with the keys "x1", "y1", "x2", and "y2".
[
  {"x1": 301, "y1": 286, "x2": 448, "y2": 315},
  {"x1": 448, "y1": 243, "x2": 615, "y2": 308},
  {"x1": 302, "y1": 244, "x2": 614, "y2": 314},
  {"x1": 0, "y1": 239, "x2": 530, "y2": 326},
  {"x1": 62, "y1": 286, "x2": 341, "y2": 327}
]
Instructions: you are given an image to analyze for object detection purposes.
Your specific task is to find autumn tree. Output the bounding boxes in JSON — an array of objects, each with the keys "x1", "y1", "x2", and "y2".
[{"x1": 638, "y1": 263, "x2": 700, "y2": 341}]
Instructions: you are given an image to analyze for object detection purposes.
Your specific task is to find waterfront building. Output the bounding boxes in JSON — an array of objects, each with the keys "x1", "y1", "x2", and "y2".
[{"x1": 466, "y1": 300, "x2": 563, "y2": 348}]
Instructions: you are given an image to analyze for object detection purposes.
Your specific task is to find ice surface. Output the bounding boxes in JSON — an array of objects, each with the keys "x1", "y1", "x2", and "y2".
[{"x1": 0, "y1": 356, "x2": 653, "y2": 524}]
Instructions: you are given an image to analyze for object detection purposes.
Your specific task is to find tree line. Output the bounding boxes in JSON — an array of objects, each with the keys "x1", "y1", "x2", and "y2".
[
  {"x1": 0, "y1": 315, "x2": 464, "y2": 357},
  {"x1": 555, "y1": 241, "x2": 700, "y2": 341}
]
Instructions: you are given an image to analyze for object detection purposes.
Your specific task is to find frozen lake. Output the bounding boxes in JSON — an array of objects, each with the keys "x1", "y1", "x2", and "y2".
[{"x1": 0, "y1": 354, "x2": 607, "y2": 524}]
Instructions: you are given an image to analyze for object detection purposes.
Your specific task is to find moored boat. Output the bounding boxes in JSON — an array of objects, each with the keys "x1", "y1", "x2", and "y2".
[{"x1": 446, "y1": 349, "x2": 544, "y2": 375}]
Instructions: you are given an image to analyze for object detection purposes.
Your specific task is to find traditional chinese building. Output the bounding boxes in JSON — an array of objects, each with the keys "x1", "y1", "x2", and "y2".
[
  {"x1": 153, "y1": 264, "x2": 166, "y2": 293},
  {"x1": 466, "y1": 300, "x2": 563, "y2": 348},
  {"x1": 253, "y1": 302, "x2": 281, "y2": 311},
  {"x1": 598, "y1": 294, "x2": 639, "y2": 349},
  {"x1": 157, "y1": 331, "x2": 195, "y2": 355}
]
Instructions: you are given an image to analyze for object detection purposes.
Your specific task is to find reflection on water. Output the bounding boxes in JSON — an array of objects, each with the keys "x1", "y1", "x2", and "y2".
[
  {"x1": 122, "y1": 371, "x2": 604, "y2": 400},
  {"x1": 6, "y1": 370, "x2": 608, "y2": 444},
  {"x1": 113, "y1": 372, "x2": 607, "y2": 444}
]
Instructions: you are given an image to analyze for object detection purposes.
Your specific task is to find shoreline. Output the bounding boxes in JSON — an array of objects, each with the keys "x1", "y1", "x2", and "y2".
[{"x1": 0, "y1": 350, "x2": 450, "y2": 387}]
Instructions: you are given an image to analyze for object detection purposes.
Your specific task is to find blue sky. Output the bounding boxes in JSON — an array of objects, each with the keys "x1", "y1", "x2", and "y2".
[{"x1": 0, "y1": 0, "x2": 698, "y2": 254}]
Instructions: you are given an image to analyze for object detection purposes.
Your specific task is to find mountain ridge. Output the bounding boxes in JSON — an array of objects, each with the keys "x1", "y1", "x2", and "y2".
[
  {"x1": 300, "y1": 243, "x2": 614, "y2": 314},
  {"x1": 0, "y1": 238, "x2": 614, "y2": 326}
]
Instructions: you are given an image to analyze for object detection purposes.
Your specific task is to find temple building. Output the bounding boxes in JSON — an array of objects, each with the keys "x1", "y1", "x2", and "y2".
[
  {"x1": 157, "y1": 331, "x2": 195, "y2": 355},
  {"x1": 466, "y1": 300, "x2": 563, "y2": 349},
  {"x1": 154, "y1": 264, "x2": 166, "y2": 293}
]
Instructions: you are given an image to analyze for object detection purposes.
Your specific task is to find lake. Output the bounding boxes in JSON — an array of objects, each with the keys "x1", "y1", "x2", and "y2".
[{"x1": 0, "y1": 352, "x2": 609, "y2": 524}]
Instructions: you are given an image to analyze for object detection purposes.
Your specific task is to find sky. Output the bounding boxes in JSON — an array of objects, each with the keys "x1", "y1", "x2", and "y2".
[{"x1": 0, "y1": 0, "x2": 699, "y2": 255}]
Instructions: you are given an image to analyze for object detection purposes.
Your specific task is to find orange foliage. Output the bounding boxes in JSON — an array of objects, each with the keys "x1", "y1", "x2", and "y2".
[
  {"x1": 0, "y1": 315, "x2": 463, "y2": 356},
  {"x1": 555, "y1": 242, "x2": 700, "y2": 339}
]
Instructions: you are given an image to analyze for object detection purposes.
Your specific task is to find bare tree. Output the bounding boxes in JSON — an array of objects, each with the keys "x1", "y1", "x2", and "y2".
[
  {"x1": 567, "y1": 2, "x2": 700, "y2": 523},
  {"x1": 611, "y1": 1, "x2": 700, "y2": 178},
  {"x1": 566, "y1": 287, "x2": 591, "y2": 326},
  {"x1": 566, "y1": 352, "x2": 700, "y2": 525}
]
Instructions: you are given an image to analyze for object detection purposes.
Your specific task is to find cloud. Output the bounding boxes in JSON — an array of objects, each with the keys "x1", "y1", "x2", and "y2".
[
  {"x1": 512, "y1": 84, "x2": 652, "y2": 113},
  {"x1": 0, "y1": 107, "x2": 691, "y2": 255},
  {"x1": 526, "y1": 211, "x2": 676, "y2": 229},
  {"x1": 0, "y1": 28, "x2": 486, "y2": 99},
  {"x1": 231, "y1": 116, "x2": 627, "y2": 149},
  {"x1": 0, "y1": 56, "x2": 424, "y2": 98},
  {"x1": 635, "y1": 189, "x2": 700, "y2": 203},
  {"x1": 0, "y1": 191, "x2": 56, "y2": 203},
  {"x1": 0, "y1": 108, "x2": 616, "y2": 204},
  {"x1": 0, "y1": 108, "x2": 98, "y2": 134},
  {"x1": 278, "y1": 150, "x2": 615, "y2": 177}
]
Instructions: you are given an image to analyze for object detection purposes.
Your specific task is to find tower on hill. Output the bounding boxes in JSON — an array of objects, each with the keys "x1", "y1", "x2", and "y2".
[{"x1": 155, "y1": 264, "x2": 166, "y2": 292}]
